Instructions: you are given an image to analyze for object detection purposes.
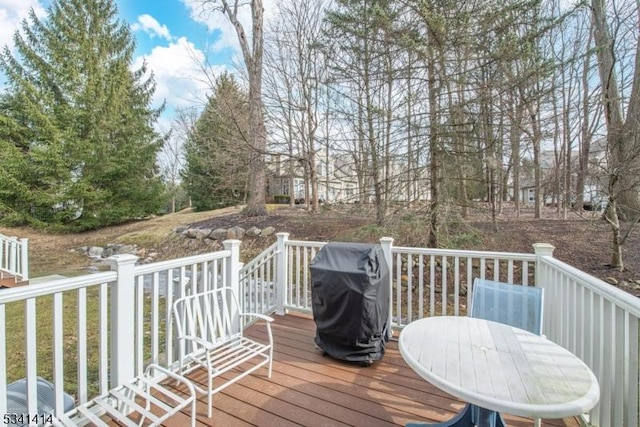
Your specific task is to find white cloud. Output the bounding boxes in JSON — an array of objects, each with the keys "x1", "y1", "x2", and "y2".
[
  {"x1": 131, "y1": 14, "x2": 173, "y2": 41},
  {"x1": 132, "y1": 36, "x2": 226, "y2": 110},
  {"x1": 0, "y1": 0, "x2": 47, "y2": 50},
  {"x1": 179, "y1": 0, "x2": 277, "y2": 53}
]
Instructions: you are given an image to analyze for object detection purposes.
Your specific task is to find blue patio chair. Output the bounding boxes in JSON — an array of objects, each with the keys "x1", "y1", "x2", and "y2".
[
  {"x1": 407, "y1": 280, "x2": 544, "y2": 427},
  {"x1": 470, "y1": 278, "x2": 544, "y2": 336},
  {"x1": 469, "y1": 278, "x2": 545, "y2": 427}
]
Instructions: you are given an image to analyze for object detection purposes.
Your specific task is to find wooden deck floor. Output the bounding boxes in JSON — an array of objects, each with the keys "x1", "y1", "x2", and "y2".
[{"x1": 163, "y1": 313, "x2": 581, "y2": 427}]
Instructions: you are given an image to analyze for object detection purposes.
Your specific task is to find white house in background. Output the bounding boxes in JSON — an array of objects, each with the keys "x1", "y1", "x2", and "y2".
[
  {"x1": 519, "y1": 139, "x2": 608, "y2": 209},
  {"x1": 266, "y1": 152, "x2": 360, "y2": 203},
  {"x1": 266, "y1": 151, "x2": 430, "y2": 204}
]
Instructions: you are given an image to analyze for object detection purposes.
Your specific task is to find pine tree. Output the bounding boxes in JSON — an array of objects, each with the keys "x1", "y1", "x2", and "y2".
[
  {"x1": 0, "y1": 0, "x2": 164, "y2": 229},
  {"x1": 183, "y1": 73, "x2": 250, "y2": 211}
]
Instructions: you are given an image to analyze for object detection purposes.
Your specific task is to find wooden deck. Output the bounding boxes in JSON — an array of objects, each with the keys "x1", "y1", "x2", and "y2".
[{"x1": 163, "y1": 313, "x2": 581, "y2": 427}]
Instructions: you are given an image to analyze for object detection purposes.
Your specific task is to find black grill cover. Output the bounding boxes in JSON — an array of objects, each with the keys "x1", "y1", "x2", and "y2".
[{"x1": 310, "y1": 242, "x2": 390, "y2": 363}]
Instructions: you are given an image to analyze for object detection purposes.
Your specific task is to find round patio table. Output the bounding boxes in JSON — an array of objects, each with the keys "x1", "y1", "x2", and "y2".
[{"x1": 399, "y1": 316, "x2": 600, "y2": 427}]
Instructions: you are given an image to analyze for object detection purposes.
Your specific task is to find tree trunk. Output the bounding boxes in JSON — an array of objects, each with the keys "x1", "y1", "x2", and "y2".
[
  {"x1": 605, "y1": 199, "x2": 623, "y2": 271},
  {"x1": 220, "y1": 0, "x2": 267, "y2": 216},
  {"x1": 592, "y1": 0, "x2": 640, "y2": 219},
  {"x1": 427, "y1": 43, "x2": 439, "y2": 247}
]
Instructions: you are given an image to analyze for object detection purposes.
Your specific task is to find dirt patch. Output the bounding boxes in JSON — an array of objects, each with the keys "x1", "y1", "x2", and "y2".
[{"x1": 2, "y1": 204, "x2": 639, "y2": 297}]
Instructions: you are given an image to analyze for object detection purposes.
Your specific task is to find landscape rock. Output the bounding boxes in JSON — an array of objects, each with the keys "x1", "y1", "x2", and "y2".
[
  {"x1": 261, "y1": 226, "x2": 275, "y2": 237},
  {"x1": 227, "y1": 226, "x2": 246, "y2": 239},
  {"x1": 185, "y1": 228, "x2": 200, "y2": 238},
  {"x1": 605, "y1": 277, "x2": 618, "y2": 285},
  {"x1": 87, "y1": 246, "x2": 104, "y2": 257},
  {"x1": 174, "y1": 225, "x2": 189, "y2": 233},
  {"x1": 101, "y1": 247, "x2": 116, "y2": 258},
  {"x1": 194, "y1": 228, "x2": 212, "y2": 240},
  {"x1": 210, "y1": 228, "x2": 228, "y2": 240},
  {"x1": 246, "y1": 227, "x2": 261, "y2": 237}
]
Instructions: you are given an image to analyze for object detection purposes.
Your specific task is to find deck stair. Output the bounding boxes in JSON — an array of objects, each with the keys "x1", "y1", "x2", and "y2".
[{"x1": 0, "y1": 273, "x2": 28, "y2": 288}]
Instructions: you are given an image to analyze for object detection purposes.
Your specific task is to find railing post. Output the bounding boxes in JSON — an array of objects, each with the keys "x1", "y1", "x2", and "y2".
[
  {"x1": 380, "y1": 237, "x2": 394, "y2": 338},
  {"x1": 223, "y1": 239, "x2": 241, "y2": 296},
  {"x1": 107, "y1": 254, "x2": 138, "y2": 387},
  {"x1": 533, "y1": 243, "x2": 555, "y2": 337},
  {"x1": 224, "y1": 239, "x2": 241, "y2": 332},
  {"x1": 275, "y1": 232, "x2": 289, "y2": 316},
  {"x1": 20, "y1": 238, "x2": 28, "y2": 281},
  {"x1": 9, "y1": 237, "x2": 17, "y2": 274},
  {"x1": 533, "y1": 243, "x2": 555, "y2": 285},
  {"x1": 533, "y1": 242, "x2": 555, "y2": 288}
]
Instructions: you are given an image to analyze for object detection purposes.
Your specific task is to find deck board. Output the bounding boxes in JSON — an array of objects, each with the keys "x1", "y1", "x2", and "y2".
[{"x1": 162, "y1": 313, "x2": 580, "y2": 427}]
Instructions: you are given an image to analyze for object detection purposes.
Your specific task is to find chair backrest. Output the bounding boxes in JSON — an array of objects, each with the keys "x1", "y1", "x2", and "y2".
[
  {"x1": 470, "y1": 278, "x2": 544, "y2": 335},
  {"x1": 173, "y1": 287, "x2": 242, "y2": 347}
]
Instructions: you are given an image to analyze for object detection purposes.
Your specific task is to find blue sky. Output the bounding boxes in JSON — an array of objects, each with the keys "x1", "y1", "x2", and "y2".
[{"x1": 0, "y1": 0, "x2": 262, "y2": 133}]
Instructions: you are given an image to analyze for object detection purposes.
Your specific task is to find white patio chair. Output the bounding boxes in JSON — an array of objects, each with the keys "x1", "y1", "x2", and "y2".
[{"x1": 172, "y1": 286, "x2": 274, "y2": 418}]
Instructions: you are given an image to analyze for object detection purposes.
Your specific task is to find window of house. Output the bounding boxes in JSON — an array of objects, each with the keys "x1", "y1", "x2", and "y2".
[{"x1": 528, "y1": 188, "x2": 535, "y2": 202}]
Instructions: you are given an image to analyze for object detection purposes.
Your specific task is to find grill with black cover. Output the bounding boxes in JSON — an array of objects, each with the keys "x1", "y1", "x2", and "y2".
[{"x1": 310, "y1": 242, "x2": 390, "y2": 365}]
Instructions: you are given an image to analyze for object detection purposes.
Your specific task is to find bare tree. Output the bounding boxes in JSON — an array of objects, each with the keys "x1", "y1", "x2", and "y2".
[
  {"x1": 162, "y1": 108, "x2": 200, "y2": 212},
  {"x1": 591, "y1": 0, "x2": 640, "y2": 269},
  {"x1": 196, "y1": 0, "x2": 267, "y2": 216}
]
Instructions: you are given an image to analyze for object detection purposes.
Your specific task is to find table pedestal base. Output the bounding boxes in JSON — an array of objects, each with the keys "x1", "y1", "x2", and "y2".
[{"x1": 407, "y1": 403, "x2": 506, "y2": 427}]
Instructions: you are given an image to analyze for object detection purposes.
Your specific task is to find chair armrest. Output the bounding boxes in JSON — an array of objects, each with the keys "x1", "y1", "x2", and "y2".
[
  {"x1": 239, "y1": 312, "x2": 274, "y2": 323},
  {"x1": 176, "y1": 335, "x2": 216, "y2": 350}
]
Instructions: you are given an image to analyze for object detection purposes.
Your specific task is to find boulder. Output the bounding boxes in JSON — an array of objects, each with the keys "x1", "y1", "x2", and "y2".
[
  {"x1": 210, "y1": 228, "x2": 228, "y2": 240},
  {"x1": 101, "y1": 247, "x2": 115, "y2": 258},
  {"x1": 246, "y1": 227, "x2": 261, "y2": 237},
  {"x1": 87, "y1": 246, "x2": 104, "y2": 257},
  {"x1": 185, "y1": 228, "x2": 199, "y2": 238},
  {"x1": 261, "y1": 226, "x2": 275, "y2": 237},
  {"x1": 174, "y1": 225, "x2": 189, "y2": 233},
  {"x1": 193, "y1": 228, "x2": 212, "y2": 240},
  {"x1": 227, "y1": 226, "x2": 246, "y2": 239}
]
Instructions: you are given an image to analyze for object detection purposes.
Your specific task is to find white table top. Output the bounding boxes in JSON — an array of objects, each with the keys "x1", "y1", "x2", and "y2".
[{"x1": 399, "y1": 316, "x2": 600, "y2": 420}]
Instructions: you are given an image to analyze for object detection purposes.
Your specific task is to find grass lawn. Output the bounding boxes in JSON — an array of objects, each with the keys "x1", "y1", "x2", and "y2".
[{"x1": 5, "y1": 286, "x2": 166, "y2": 399}]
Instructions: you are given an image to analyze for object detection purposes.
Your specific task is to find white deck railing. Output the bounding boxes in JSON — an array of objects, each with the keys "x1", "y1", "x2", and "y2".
[
  {"x1": 260, "y1": 233, "x2": 638, "y2": 427},
  {"x1": 239, "y1": 242, "x2": 278, "y2": 317},
  {"x1": 274, "y1": 233, "x2": 538, "y2": 325},
  {"x1": 0, "y1": 240, "x2": 240, "y2": 421},
  {"x1": 0, "y1": 233, "x2": 29, "y2": 281},
  {"x1": 537, "y1": 256, "x2": 640, "y2": 427},
  {"x1": 1, "y1": 231, "x2": 638, "y2": 427}
]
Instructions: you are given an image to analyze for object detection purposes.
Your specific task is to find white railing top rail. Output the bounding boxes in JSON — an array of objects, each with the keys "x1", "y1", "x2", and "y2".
[
  {"x1": 285, "y1": 239, "x2": 326, "y2": 249},
  {"x1": 283, "y1": 239, "x2": 538, "y2": 263},
  {"x1": 134, "y1": 250, "x2": 231, "y2": 275},
  {"x1": 391, "y1": 245, "x2": 537, "y2": 261},
  {"x1": 540, "y1": 255, "x2": 640, "y2": 317},
  {"x1": 0, "y1": 271, "x2": 116, "y2": 304},
  {"x1": 0, "y1": 232, "x2": 15, "y2": 240}
]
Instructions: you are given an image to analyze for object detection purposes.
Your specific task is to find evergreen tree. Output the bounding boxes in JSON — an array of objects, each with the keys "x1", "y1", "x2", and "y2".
[
  {"x1": 0, "y1": 0, "x2": 164, "y2": 229},
  {"x1": 183, "y1": 73, "x2": 250, "y2": 211}
]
